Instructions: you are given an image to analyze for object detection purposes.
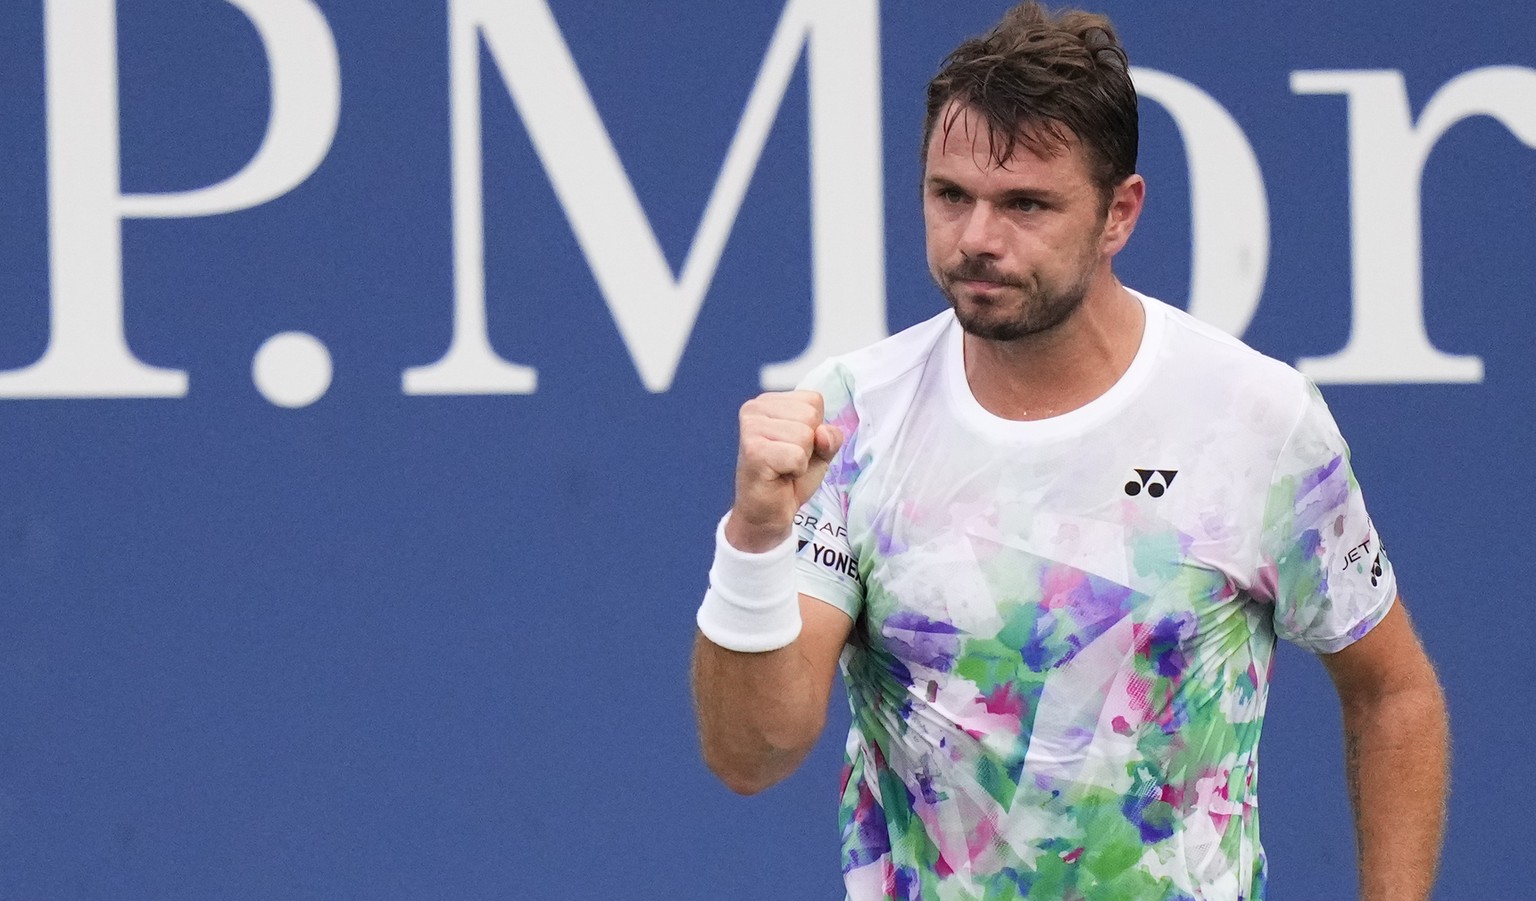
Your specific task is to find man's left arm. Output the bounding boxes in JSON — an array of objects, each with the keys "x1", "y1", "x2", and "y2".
[{"x1": 1319, "y1": 597, "x2": 1449, "y2": 901}]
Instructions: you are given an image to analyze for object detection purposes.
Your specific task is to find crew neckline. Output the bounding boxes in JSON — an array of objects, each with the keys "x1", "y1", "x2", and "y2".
[{"x1": 942, "y1": 288, "x2": 1166, "y2": 443}]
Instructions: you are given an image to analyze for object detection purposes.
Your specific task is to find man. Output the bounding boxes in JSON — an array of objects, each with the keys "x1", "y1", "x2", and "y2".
[{"x1": 691, "y1": 4, "x2": 1448, "y2": 899}]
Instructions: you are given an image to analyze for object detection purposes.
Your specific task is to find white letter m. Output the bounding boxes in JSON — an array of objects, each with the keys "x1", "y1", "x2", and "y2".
[{"x1": 406, "y1": 0, "x2": 887, "y2": 394}]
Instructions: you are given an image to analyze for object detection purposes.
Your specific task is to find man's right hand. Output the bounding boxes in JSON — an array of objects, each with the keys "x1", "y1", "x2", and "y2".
[{"x1": 727, "y1": 391, "x2": 844, "y2": 553}]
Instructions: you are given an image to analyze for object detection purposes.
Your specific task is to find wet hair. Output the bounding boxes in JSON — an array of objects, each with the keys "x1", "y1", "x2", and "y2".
[{"x1": 922, "y1": 2, "x2": 1138, "y2": 204}]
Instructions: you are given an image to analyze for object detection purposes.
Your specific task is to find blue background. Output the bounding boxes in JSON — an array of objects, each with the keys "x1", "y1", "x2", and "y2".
[{"x1": 2, "y1": 1, "x2": 1532, "y2": 897}]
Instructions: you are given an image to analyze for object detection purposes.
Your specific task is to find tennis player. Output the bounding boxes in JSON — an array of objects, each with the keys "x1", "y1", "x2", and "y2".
[{"x1": 692, "y1": 4, "x2": 1448, "y2": 899}]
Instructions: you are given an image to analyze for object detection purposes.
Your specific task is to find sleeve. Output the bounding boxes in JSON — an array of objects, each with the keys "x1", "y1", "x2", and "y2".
[
  {"x1": 791, "y1": 360, "x2": 865, "y2": 620},
  {"x1": 1252, "y1": 380, "x2": 1397, "y2": 654}
]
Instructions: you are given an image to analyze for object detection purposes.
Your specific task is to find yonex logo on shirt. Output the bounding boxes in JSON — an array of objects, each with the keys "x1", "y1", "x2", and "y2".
[
  {"x1": 807, "y1": 543, "x2": 859, "y2": 579},
  {"x1": 1124, "y1": 469, "x2": 1178, "y2": 497}
]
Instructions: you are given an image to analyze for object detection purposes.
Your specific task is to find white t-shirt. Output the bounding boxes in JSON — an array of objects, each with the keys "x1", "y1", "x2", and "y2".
[{"x1": 792, "y1": 290, "x2": 1396, "y2": 901}]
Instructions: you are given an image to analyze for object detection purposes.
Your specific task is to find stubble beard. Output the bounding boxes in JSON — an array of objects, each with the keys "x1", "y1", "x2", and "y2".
[{"x1": 937, "y1": 255, "x2": 1097, "y2": 342}]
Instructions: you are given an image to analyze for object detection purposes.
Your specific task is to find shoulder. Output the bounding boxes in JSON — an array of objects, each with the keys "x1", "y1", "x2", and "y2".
[
  {"x1": 798, "y1": 310, "x2": 953, "y2": 403},
  {"x1": 1139, "y1": 291, "x2": 1316, "y2": 439},
  {"x1": 1144, "y1": 291, "x2": 1301, "y2": 390}
]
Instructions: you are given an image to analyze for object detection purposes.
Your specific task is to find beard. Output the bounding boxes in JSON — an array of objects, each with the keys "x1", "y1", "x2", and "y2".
[{"x1": 936, "y1": 254, "x2": 1096, "y2": 342}]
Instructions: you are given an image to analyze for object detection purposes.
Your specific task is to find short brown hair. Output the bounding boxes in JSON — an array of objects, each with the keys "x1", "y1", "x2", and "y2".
[{"x1": 922, "y1": 2, "x2": 1138, "y2": 202}]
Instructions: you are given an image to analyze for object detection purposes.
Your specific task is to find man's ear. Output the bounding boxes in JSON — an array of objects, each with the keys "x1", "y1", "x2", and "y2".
[{"x1": 1101, "y1": 174, "x2": 1146, "y2": 256}]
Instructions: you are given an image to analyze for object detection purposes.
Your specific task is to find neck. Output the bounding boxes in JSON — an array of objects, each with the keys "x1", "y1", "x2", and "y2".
[{"x1": 961, "y1": 271, "x2": 1145, "y2": 421}]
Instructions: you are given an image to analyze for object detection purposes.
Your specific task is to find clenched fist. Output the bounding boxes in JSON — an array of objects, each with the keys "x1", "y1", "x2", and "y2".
[{"x1": 727, "y1": 390, "x2": 844, "y2": 553}]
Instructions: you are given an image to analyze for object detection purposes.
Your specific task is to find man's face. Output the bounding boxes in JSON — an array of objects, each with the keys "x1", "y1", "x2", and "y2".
[{"x1": 923, "y1": 102, "x2": 1114, "y2": 342}]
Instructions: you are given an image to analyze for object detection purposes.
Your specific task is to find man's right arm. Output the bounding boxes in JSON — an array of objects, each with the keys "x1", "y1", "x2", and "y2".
[{"x1": 690, "y1": 390, "x2": 853, "y2": 795}]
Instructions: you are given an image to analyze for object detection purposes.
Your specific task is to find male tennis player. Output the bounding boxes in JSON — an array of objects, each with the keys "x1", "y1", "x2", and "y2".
[{"x1": 692, "y1": 4, "x2": 1448, "y2": 899}]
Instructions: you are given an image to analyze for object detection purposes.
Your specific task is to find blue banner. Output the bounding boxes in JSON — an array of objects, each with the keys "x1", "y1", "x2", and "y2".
[{"x1": 2, "y1": 1, "x2": 1529, "y2": 897}]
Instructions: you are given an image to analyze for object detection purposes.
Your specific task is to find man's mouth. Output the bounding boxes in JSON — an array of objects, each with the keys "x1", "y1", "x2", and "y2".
[
  {"x1": 950, "y1": 274, "x2": 1018, "y2": 296},
  {"x1": 947, "y1": 264, "x2": 1021, "y2": 293}
]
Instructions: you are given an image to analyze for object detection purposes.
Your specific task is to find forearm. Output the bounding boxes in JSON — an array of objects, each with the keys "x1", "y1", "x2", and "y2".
[
  {"x1": 691, "y1": 631, "x2": 829, "y2": 795},
  {"x1": 1342, "y1": 679, "x2": 1449, "y2": 901},
  {"x1": 695, "y1": 390, "x2": 849, "y2": 794}
]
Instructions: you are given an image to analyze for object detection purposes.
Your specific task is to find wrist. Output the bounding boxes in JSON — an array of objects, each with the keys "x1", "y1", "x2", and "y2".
[
  {"x1": 722, "y1": 506, "x2": 792, "y2": 553},
  {"x1": 697, "y1": 514, "x2": 802, "y2": 652}
]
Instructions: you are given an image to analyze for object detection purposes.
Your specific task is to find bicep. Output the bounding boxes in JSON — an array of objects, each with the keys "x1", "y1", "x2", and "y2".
[
  {"x1": 1319, "y1": 597, "x2": 1439, "y2": 704},
  {"x1": 795, "y1": 594, "x2": 855, "y2": 698}
]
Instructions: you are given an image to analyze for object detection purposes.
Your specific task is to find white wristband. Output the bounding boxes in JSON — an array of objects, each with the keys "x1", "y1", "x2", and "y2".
[{"x1": 696, "y1": 514, "x2": 802, "y2": 652}]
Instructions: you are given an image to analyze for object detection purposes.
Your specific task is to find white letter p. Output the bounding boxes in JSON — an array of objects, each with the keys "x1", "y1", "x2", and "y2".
[{"x1": 0, "y1": 0, "x2": 340, "y2": 398}]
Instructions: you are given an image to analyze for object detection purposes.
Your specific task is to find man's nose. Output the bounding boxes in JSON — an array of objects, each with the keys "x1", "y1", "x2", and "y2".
[{"x1": 956, "y1": 202, "x2": 1005, "y2": 259}]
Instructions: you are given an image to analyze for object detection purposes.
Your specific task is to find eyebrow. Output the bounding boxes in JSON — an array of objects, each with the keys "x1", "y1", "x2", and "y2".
[
  {"x1": 925, "y1": 176, "x2": 1067, "y2": 206},
  {"x1": 998, "y1": 188, "x2": 1065, "y2": 206}
]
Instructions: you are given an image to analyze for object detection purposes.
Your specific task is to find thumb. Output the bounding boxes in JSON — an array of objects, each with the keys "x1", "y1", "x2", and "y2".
[{"x1": 812, "y1": 423, "x2": 844, "y2": 463}]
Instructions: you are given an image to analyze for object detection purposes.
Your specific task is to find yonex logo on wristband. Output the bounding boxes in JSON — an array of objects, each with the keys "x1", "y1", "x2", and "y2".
[{"x1": 1124, "y1": 469, "x2": 1178, "y2": 497}]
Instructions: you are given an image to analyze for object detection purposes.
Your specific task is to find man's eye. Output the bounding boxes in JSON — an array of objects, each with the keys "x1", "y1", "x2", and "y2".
[
  {"x1": 938, "y1": 188, "x2": 966, "y2": 203},
  {"x1": 1012, "y1": 198, "x2": 1042, "y2": 212}
]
